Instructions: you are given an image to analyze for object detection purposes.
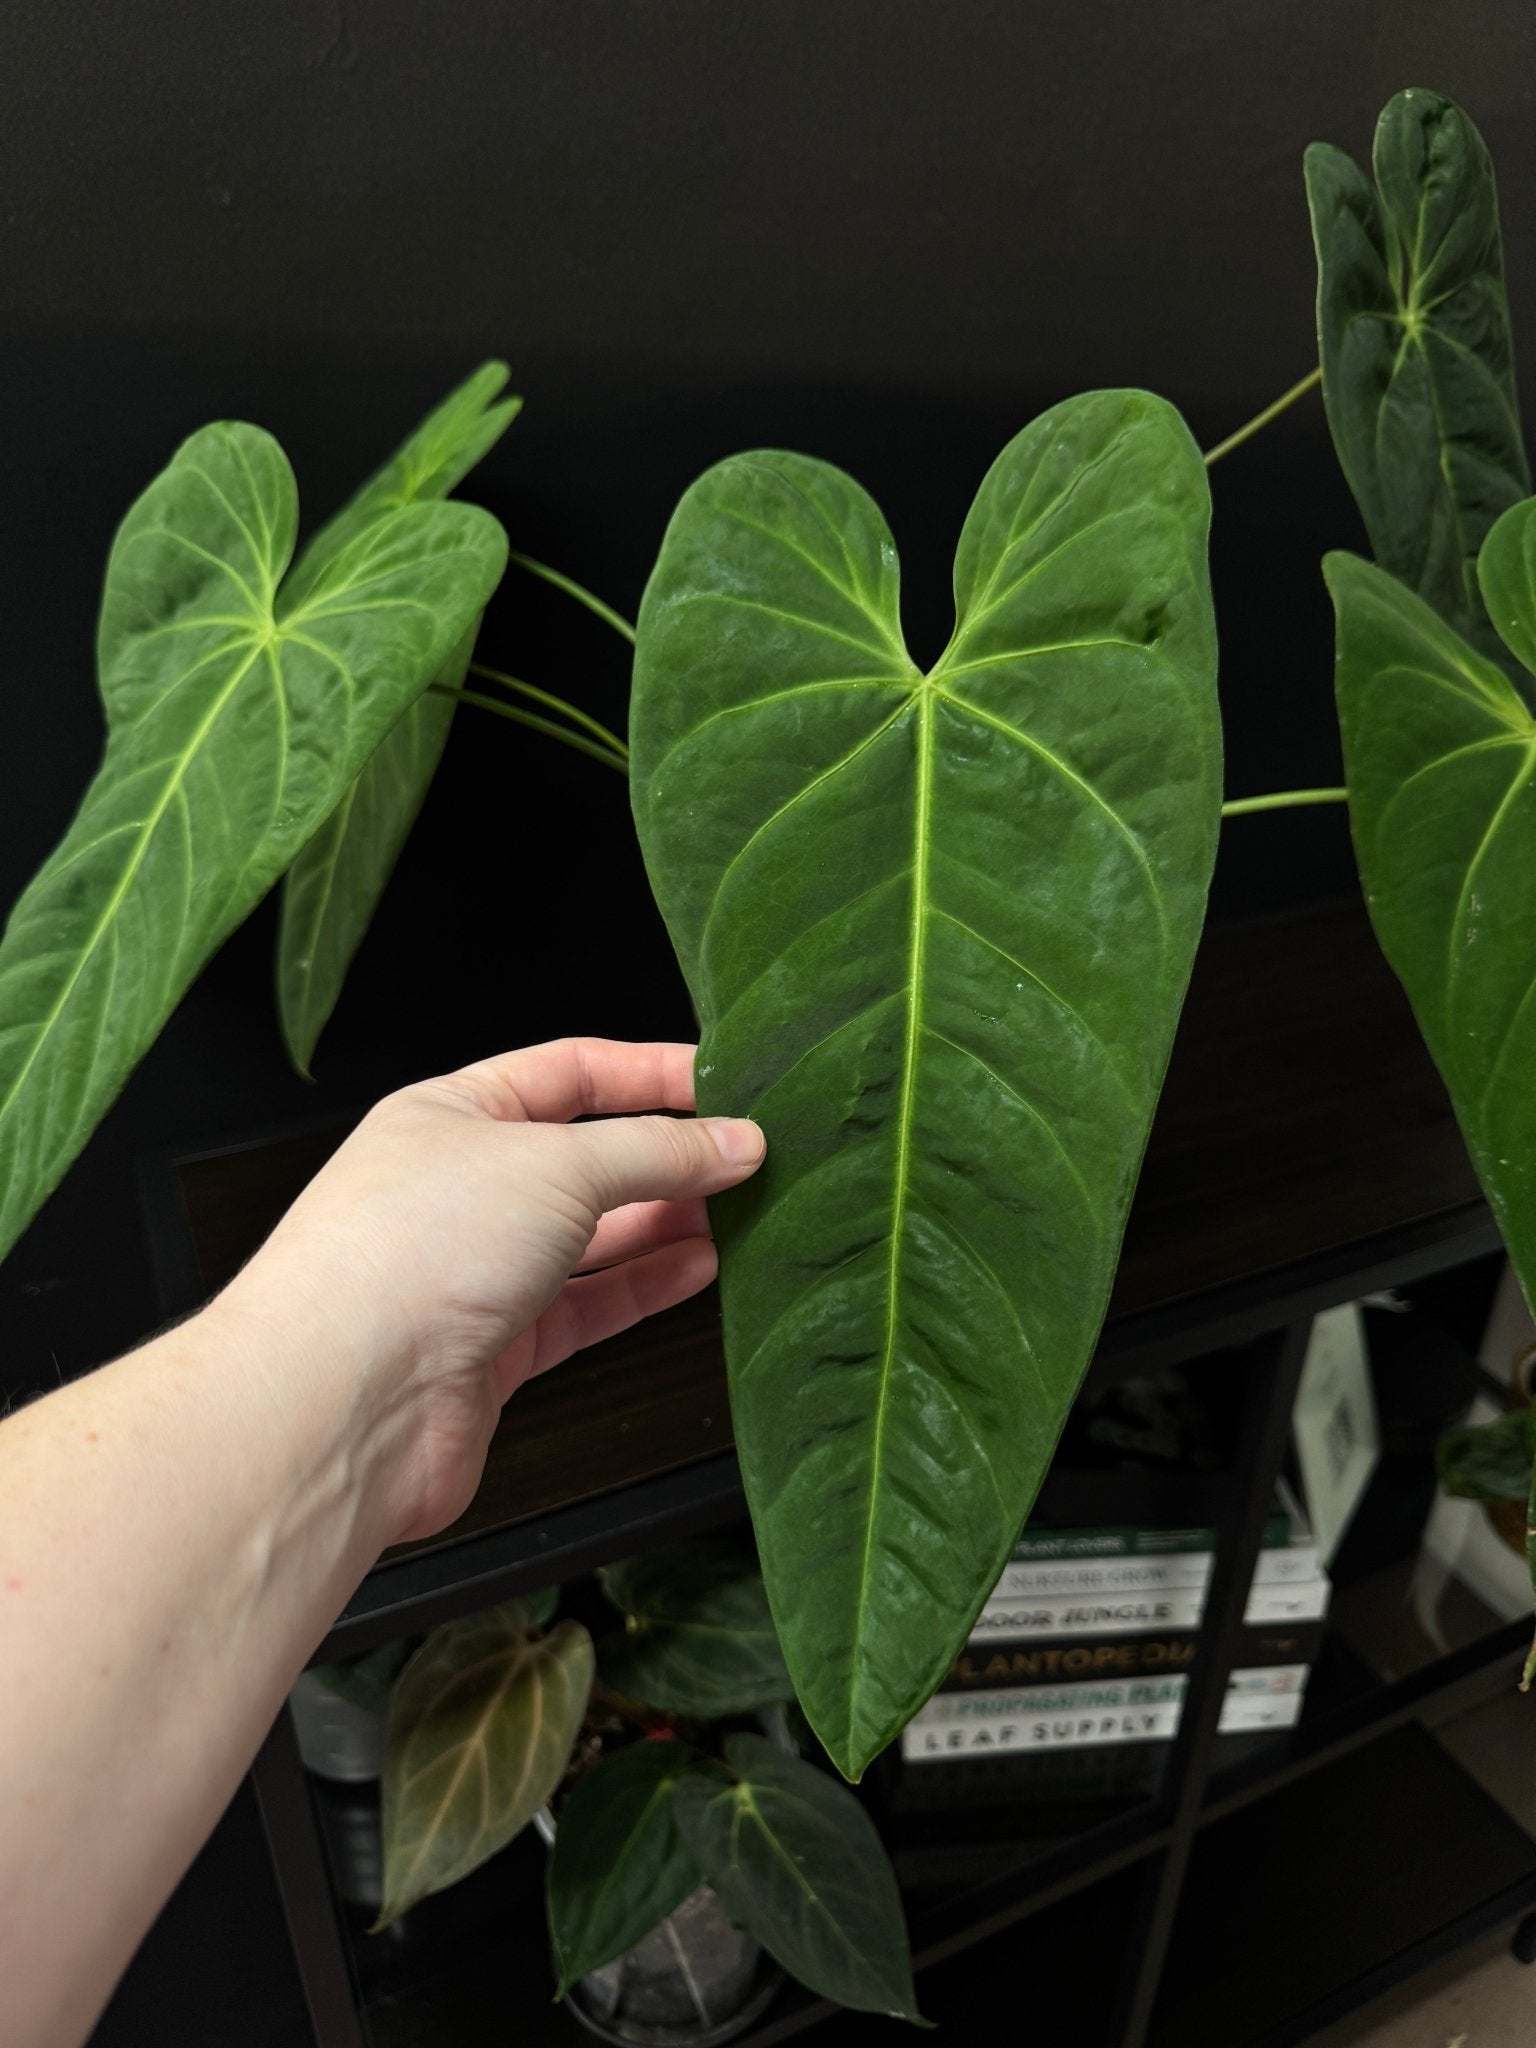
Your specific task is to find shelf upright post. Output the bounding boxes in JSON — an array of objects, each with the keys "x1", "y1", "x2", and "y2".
[
  {"x1": 250, "y1": 1703, "x2": 369, "y2": 2048},
  {"x1": 1108, "y1": 1318, "x2": 1314, "y2": 2047}
]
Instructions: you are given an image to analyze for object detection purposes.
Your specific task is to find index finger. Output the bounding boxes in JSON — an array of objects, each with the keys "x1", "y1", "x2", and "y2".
[{"x1": 448, "y1": 1038, "x2": 700, "y2": 1123}]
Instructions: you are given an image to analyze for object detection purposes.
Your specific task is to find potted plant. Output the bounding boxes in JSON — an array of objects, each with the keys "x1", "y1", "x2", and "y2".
[
  {"x1": 4, "y1": 80, "x2": 1536, "y2": 1804},
  {"x1": 337, "y1": 1539, "x2": 922, "y2": 2035}
]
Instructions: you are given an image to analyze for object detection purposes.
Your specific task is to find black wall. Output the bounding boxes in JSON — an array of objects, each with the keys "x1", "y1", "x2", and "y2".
[{"x1": 3, "y1": 5, "x2": 1535, "y2": 2037}]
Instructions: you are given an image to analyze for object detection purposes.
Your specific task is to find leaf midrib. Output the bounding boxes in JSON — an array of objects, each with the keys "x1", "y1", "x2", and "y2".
[
  {"x1": 848, "y1": 683, "x2": 931, "y2": 1715},
  {"x1": 0, "y1": 630, "x2": 266, "y2": 1131},
  {"x1": 395, "y1": 1637, "x2": 542, "y2": 1896}
]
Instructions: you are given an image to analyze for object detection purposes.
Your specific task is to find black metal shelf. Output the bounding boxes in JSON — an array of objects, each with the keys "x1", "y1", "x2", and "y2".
[{"x1": 141, "y1": 902, "x2": 1534, "y2": 2046}]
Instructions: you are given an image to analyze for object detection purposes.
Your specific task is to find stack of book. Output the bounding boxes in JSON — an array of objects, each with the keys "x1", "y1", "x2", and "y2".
[{"x1": 902, "y1": 1497, "x2": 1327, "y2": 1765}]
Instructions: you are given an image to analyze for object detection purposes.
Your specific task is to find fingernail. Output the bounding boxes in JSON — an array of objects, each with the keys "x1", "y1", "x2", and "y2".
[{"x1": 706, "y1": 1117, "x2": 765, "y2": 1167}]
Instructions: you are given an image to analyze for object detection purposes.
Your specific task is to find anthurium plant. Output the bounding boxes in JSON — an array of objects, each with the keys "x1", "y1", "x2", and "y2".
[
  {"x1": 4, "y1": 79, "x2": 1536, "y2": 1797},
  {"x1": 364, "y1": 1542, "x2": 922, "y2": 2023},
  {"x1": 1304, "y1": 87, "x2": 1536, "y2": 1669}
]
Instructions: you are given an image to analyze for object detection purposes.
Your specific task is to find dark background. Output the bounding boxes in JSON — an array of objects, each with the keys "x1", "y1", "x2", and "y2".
[{"x1": 2, "y1": 3, "x2": 1534, "y2": 2040}]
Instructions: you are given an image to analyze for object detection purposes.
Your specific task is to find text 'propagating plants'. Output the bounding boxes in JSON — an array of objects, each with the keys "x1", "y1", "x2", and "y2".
[{"x1": 630, "y1": 390, "x2": 1222, "y2": 1778}]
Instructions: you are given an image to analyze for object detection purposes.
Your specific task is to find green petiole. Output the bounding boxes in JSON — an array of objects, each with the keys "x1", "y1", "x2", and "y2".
[
  {"x1": 469, "y1": 662, "x2": 629, "y2": 759},
  {"x1": 508, "y1": 548, "x2": 638, "y2": 646},
  {"x1": 1203, "y1": 367, "x2": 1323, "y2": 467},
  {"x1": 433, "y1": 685, "x2": 630, "y2": 776},
  {"x1": 1221, "y1": 785, "x2": 1347, "y2": 819}
]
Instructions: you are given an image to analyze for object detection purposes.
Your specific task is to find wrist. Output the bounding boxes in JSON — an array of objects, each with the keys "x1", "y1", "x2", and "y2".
[{"x1": 192, "y1": 1274, "x2": 412, "y2": 1567}]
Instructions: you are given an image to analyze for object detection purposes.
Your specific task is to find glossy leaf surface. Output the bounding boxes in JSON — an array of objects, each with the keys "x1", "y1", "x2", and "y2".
[
  {"x1": 631, "y1": 393, "x2": 1220, "y2": 1777},
  {"x1": 1329, "y1": 514, "x2": 1536, "y2": 1307},
  {"x1": 0, "y1": 425, "x2": 506, "y2": 1261},
  {"x1": 277, "y1": 362, "x2": 520, "y2": 1071},
  {"x1": 547, "y1": 1739, "x2": 700, "y2": 1992},
  {"x1": 598, "y1": 1542, "x2": 793, "y2": 1714},
  {"x1": 1307, "y1": 89, "x2": 1528, "y2": 654},
  {"x1": 377, "y1": 1601, "x2": 592, "y2": 1926},
  {"x1": 673, "y1": 1735, "x2": 921, "y2": 2021}
]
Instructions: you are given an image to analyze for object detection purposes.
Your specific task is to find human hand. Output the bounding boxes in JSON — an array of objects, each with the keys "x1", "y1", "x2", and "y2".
[{"x1": 211, "y1": 1039, "x2": 764, "y2": 1546}]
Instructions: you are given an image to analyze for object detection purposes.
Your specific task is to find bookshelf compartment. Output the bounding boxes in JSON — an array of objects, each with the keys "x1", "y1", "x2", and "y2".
[{"x1": 1149, "y1": 1723, "x2": 1536, "y2": 2048}]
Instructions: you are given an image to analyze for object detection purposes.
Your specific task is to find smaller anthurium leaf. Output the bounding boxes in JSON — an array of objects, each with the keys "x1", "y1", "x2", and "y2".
[
  {"x1": 277, "y1": 622, "x2": 473, "y2": 1075},
  {"x1": 1328, "y1": 526, "x2": 1536, "y2": 1312},
  {"x1": 377, "y1": 1606, "x2": 593, "y2": 1927},
  {"x1": 0, "y1": 425, "x2": 506, "y2": 1263},
  {"x1": 285, "y1": 361, "x2": 520, "y2": 603},
  {"x1": 1437, "y1": 1407, "x2": 1536, "y2": 1502},
  {"x1": 673, "y1": 1735, "x2": 923, "y2": 2023},
  {"x1": 547, "y1": 1740, "x2": 701, "y2": 1993},
  {"x1": 1306, "y1": 89, "x2": 1529, "y2": 656},
  {"x1": 598, "y1": 1543, "x2": 794, "y2": 1714},
  {"x1": 278, "y1": 363, "x2": 520, "y2": 1072},
  {"x1": 521, "y1": 1584, "x2": 561, "y2": 1629},
  {"x1": 1478, "y1": 494, "x2": 1536, "y2": 683}
]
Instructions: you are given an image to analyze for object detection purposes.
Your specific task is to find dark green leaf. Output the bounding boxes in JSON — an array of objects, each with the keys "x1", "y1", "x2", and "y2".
[
  {"x1": 522, "y1": 1583, "x2": 561, "y2": 1629},
  {"x1": 1328, "y1": 525, "x2": 1536, "y2": 1310},
  {"x1": 0, "y1": 425, "x2": 506, "y2": 1262},
  {"x1": 377, "y1": 1602, "x2": 592, "y2": 1926},
  {"x1": 277, "y1": 363, "x2": 520, "y2": 1071},
  {"x1": 547, "y1": 1740, "x2": 701, "y2": 1992},
  {"x1": 277, "y1": 627, "x2": 467, "y2": 1077},
  {"x1": 286, "y1": 361, "x2": 520, "y2": 600},
  {"x1": 1307, "y1": 89, "x2": 1528, "y2": 655},
  {"x1": 598, "y1": 1542, "x2": 793, "y2": 1714},
  {"x1": 629, "y1": 393, "x2": 1220, "y2": 1777},
  {"x1": 673, "y1": 1735, "x2": 921, "y2": 2022},
  {"x1": 1437, "y1": 1407, "x2": 1536, "y2": 1502}
]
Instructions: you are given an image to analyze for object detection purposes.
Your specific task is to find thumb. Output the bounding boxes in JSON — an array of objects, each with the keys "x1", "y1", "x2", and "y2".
[{"x1": 568, "y1": 1113, "x2": 765, "y2": 1213}]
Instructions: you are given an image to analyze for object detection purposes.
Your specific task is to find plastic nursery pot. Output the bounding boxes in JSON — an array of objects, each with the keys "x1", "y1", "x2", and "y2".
[
  {"x1": 533, "y1": 1810, "x2": 783, "y2": 2047},
  {"x1": 288, "y1": 1670, "x2": 388, "y2": 1784}
]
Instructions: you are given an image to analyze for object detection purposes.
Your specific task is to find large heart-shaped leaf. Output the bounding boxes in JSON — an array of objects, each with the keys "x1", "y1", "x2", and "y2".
[
  {"x1": 0, "y1": 426, "x2": 506, "y2": 1261},
  {"x1": 547, "y1": 1739, "x2": 701, "y2": 1993},
  {"x1": 277, "y1": 362, "x2": 521, "y2": 1072},
  {"x1": 673, "y1": 1734, "x2": 921, "y2": 2021},
  {"x1": 598, "y1": 1542, "x2": 793, "y2": 1715},
  {"x1": 1328, "y1": 511, "x2": 1536, "y2": 1307},
  {"x1": 1307, "y1": 89, "x2": 1528, "y2": 656},
  {"x1": 377, "y1": 1600, "x2": 593, "y2": 1926},
  {"x1": 630, "y1": 391, "x2": 1220, "y2": 1777}
]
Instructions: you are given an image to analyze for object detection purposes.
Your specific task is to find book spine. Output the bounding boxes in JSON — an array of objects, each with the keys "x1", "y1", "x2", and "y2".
[
  {"x1": 988, "y1": 1543, "x2": 1322, "y2": 1602},
  {"x1": 968, "y1": 1575, "x2": 1328, "y2": 1643},
  {"x1": 1007, "y1": 1509, "x2": 1291, "y2": 1564},
  {"x1": 902, "y1": 1677, "x2": 1305, "y2": 1759},
  {"x1": 945, "y1": 1623, "x2": 1322, "y2": 1690}
]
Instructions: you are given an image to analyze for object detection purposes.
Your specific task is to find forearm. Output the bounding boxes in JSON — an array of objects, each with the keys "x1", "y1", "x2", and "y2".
[{"x1": 0, "y1": 1299, "x2": 395, "y2": 2048}]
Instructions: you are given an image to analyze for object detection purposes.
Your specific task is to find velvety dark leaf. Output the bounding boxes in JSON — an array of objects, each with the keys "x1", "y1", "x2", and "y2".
[
  {"x1": 547, "y1": 1740, "x2": 701, "y2": 1992},
  {"x1": 1307, "y1": 89, "x2": 1528, "y2": 655},
  {"x1": 377, "y1": 1603, "x2": 592, "y2": 1926},
  {"x1": 673, "y1": 1735, "x2": 921, "y2": 2021},
  {"x1": 1328, "y1": 523, "x2": 1536, "y2": 1310},
  {"x1": 598, "y1": 1542, "x2": 793, "y2": 1714},
  {"x1": 521, "y1": 1583, "x2": 561, "y2": 1629},
  {"x1": 277, "y1": 363, "x2": 520, "y2": 1071},
  {"x1": 630, "y1": 393, "x2": 1220, "y2": 1777},
  {"x1": 1437, "y1": 1407, "x2": 1536, "y2": 1502},
  {"x1": 0, "y1": 425, "x2": 506, "y2": 1260}
]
